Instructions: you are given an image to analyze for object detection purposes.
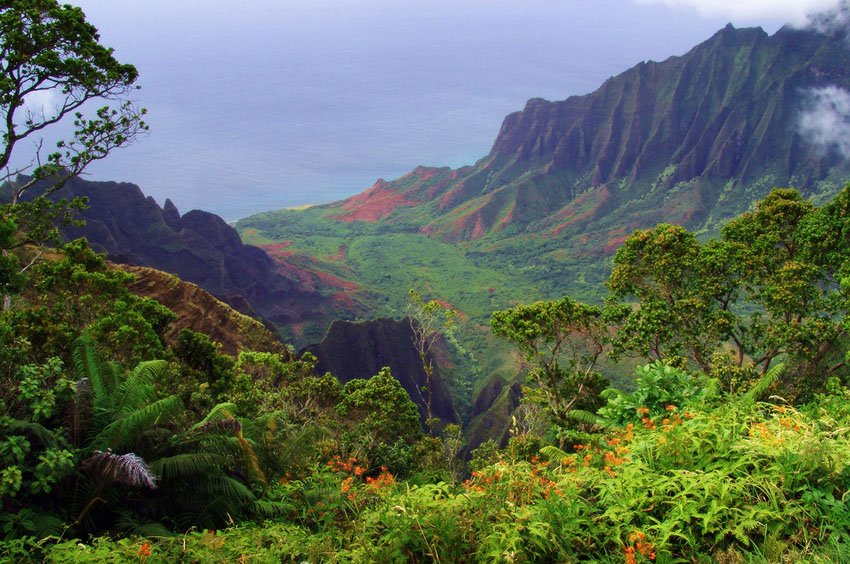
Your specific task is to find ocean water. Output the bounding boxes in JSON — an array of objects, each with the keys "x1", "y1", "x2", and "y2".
[{"x1": 44, "y1": 1, "x2": 782, "y2": 222}]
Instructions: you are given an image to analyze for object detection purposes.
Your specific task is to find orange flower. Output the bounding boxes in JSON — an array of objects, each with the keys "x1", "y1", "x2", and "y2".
[{"x1": 137, "y1": 542, "x2": 152, "y2": 558}]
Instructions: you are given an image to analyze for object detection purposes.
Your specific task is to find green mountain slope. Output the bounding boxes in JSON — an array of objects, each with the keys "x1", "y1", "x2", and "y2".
[{"x1": 238, "y1": 24, "x2": 850, "y2": 339}]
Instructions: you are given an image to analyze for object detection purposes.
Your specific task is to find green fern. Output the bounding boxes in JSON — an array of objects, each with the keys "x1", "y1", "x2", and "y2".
[
  {"x1": 190, "y1": 402, "x2": 239, "y2": 432},
  {"x1": 742, "y1": 363, "x2": 785, "y2": 404},
  {"x1": 91, "y1": 395, "x2": 182, "y2": 452},
  {"x1": 539, "y1": 445, "x2": 570, "y2": 463},
  {"x1": 148, "y1": 453, "x2": 226, "y2": 481},
  {"x1": 110, "y1": 360, "x2": 166, "y2": 416},
  {"x1": 567, "y1": 408, "x2": 612, "y2": 428}
]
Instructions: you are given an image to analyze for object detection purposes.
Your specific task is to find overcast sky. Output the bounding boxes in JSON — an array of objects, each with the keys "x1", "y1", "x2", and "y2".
[{"x1": 54, "y1": 0, "x2": 842, "y2": 220}]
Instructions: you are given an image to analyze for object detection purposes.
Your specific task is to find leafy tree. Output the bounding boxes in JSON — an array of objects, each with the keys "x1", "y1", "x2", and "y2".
[
  {"x1": 7, "y1": 239, "x2": 174, "y2": 364},
  {"x1": 607, "y1": 187, "x2": 850, "y2": 398},
  {"x1": 0, "y1": 0, "x2": 147, "y2": 311},
  {"x1": 0, "y1": 0, "x2": 146, "y2": 200},
  {"x1": 606, "y1": 224, "x2": 732, "y2": 371},
  {"x1": 337, "y1": 367, "x2": 422, "y2": 469},
  {"x1": 174, "y1": 329, "x2": 235, "y2": 410},
  {"x1": 491, "y1": 296, "x2": 608, "y2": 444}
]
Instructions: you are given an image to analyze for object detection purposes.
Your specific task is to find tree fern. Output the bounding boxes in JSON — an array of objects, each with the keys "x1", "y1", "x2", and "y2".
[{"x1": 67, "y1": 377, "x2": 93, "y2": 447}]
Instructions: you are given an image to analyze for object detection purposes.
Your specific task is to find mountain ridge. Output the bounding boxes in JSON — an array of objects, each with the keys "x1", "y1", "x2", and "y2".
[
  {"x1": 55, "y1": 177, "x2": 366, "y2": 344},
  {"x1": 268, "y1": 24, "x2": 849, "y2": 246}
]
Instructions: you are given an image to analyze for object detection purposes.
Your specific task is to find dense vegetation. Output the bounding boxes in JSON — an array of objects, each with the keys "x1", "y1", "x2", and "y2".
[
  {"x1": 4, "y1": 3, "x2": 850, "y2": 562},
  {"x1": 3, "y1": 185, "x2": 850, "y2": 562}
]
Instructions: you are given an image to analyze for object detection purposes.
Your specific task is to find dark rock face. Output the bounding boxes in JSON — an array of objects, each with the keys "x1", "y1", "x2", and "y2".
[
  {"x1": 56, "y1": 177, "x2": 336, "y2": 342},
  {"x1": 463, "y1": 375, "x2": 522, "y2": 456},
  {"x1": 303, "y1": 318, "x2": 459, "y2": 428}
]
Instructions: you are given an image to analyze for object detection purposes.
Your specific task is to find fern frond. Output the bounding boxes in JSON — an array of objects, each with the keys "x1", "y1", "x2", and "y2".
[
  {"x1": 599, "y1": 388, "x2": 622, "y2": 400},
  {"x1": 73, "y1": 336, "x2": 106, "y2": 399},
  {"x1": 742, "y1": 363, "x2": 785, "y2": 404},
  {"x1": 92, "y1": 395, "x2": 182, "y2": 451},
  {"x1": 253, "y1": 498, "x2": 295, "y2": 519},
  {"x1": 81, "y1": 450, "x2": 158, "y2": 489},
  {"x1": 113, "y1": 511, "x2": 174, "y2": 537},
  {"x1": 111, "y1": 360, "x2": 167, "y2": 415},
  {"x1": 539, "y1": 445, "x2": 570, "y2": 462},
  {"x1": 236, "y1": 431, "x2": 267, "y2": 486},
  {"x1": 21, "y1": 510, "x2": 65, "y2": 538},
  {"x1": 2, "y1": 418, "x2": 58, "y2": 447},
  {"x1": 149, "y1": 453, "x2": 225, "y2": 481},
  {"x1": 203, "y1": 474, "x2": 256, "y2": 505},
  {"x1": 567, "y1": 408, "x2": 611, "y2": 428},
  {"x1": 190, "y1": 402, "x2": 239, "y2": 432}
]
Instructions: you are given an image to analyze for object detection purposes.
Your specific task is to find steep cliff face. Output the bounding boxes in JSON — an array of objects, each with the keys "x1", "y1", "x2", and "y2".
[
  {"x1": 119, "y1": 264, "x2": 289, "y2": 357},
  {"x1": 303, "y1": 318, "x2": 459, "y2": 428},
  {"x1": 57, "y1": 177, "x2": 365, "y2": 344},
  {"x1": 310, "y1": 25, "x2": 850, "y2": 242}
]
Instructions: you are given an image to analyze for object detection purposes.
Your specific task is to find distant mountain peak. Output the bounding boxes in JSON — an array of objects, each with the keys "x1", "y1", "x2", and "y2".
[{"x1": 316, "y1": 23, "x2": 849, "y2": 243}]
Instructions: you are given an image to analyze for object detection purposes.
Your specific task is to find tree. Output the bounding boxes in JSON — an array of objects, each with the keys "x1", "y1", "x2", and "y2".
[
  {"x1": 407, "y1": 289, "x2": 457, "y2": 431},
  {"x1": 606, "y1": 223, "x2": 730, "y2": 371},
  {"x1": 491, "y1": 296, "x2": 608, "y2": 444},
  {"x1": 607, "y1": 188, "x2": 850, "y2": 398},
  {"x1": 0, "y1": 1, "x2": 147, "y2": 311},
  {"x1": 337, "y1": 367, "x2": 422, "y2": 458},
  {"x1": 0, "y1": 0, "x2": 147, "y2": 200}
]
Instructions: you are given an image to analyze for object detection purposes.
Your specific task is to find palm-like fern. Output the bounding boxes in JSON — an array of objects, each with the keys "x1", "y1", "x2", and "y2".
[{"x1": 65, "y1": 338, "x2": 260, "y2": 535}]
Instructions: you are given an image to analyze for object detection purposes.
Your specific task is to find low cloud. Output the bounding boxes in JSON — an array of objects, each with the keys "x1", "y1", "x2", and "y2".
[
  {"x1": 798, "y1": 86, "x2": 850, "y2": 159},
  {"x1": 633, "y1": 0, "x2": 841, "y2": 26},
  {"x1": 807, "y1": 1, "x2": 850, "y2": 34},
  {"x1": 20, "y1": 89, "x2": 61, "y2": 122}
]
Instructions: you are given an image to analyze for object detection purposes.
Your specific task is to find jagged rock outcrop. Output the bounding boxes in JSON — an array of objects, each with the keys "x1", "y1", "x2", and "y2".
[
  {"x1": 55, "y1": 176, "x2": 363, "y2": 344},
  {"x1": 303, "y1": 318, "x2": 459, "y2": 428}
]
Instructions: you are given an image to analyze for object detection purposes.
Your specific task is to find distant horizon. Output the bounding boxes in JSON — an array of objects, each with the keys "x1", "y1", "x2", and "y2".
[{"x1": 36, "y1": 1, "x2": 821, "y2": 221}]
